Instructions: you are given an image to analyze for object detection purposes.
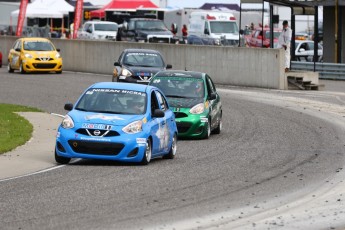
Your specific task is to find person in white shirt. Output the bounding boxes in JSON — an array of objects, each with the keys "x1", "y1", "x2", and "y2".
[{"x1": 277, "y1": 20, "x2": 292, "y2": 72}]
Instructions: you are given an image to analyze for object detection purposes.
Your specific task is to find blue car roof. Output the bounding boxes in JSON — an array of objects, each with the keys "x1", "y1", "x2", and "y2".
[{"x1": 89, "y1": 82, "x2": 156, "y2": 92}]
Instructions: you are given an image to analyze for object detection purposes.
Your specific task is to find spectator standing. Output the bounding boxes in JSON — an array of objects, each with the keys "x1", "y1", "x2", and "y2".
[
  {"x1": 277, "y1": 20, "x2": 292, "y2": 72},
  {"x1": 182, "y1": 24, "x2": 188, "y2": 37}
]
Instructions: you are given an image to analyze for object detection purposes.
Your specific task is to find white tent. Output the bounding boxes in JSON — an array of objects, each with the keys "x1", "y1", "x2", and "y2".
[
  {"x1": 45, "y1": 0, "x2": 74, "y2": 15},
  {"x1": 11, "y1": 0, "x2": 63, "y2": 18},
  {"x1": 11, "y1": 0, "x2": 74, "y2": 18}
]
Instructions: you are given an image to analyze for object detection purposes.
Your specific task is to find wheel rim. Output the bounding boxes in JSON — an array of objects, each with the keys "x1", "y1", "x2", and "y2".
[
  {"x1": 171, "y1": 135, "x2": 177, "y2": 156},
  {"x1": 219, "y1": 118, "x2": 222, "y2": 131},
  {"x1": 7, "y1": 64, "x2": 11, "y2": 71},
  {"x1": 145, "y1": 140, "x2": 152, "y2": 162},
  {"x1": 207, "y1": 121, "x2": 211, "y2": 137}
]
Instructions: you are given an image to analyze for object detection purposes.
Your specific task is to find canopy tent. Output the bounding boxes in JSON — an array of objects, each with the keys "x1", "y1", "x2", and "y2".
[
  {"x1": 90, "y1": 0, "x2": 158, "y2": 19},
  {"x1": 11, "y1": 0, "x2": 74, "y2": 18},
  {"x1": 45, "y1": 0, "x2": 74, "y2": 15}
]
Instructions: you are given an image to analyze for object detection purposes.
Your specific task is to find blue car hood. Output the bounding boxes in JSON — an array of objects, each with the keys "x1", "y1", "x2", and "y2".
[{"x1": 69, "y1": 110, "x2": 144, "y2": 126}]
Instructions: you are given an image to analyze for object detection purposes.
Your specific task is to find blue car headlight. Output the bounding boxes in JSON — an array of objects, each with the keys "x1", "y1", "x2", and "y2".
[
  {"x1": 122, "y1": 120, "x2": 143, "y2": 134},
  {"x1": 61, "y1": 115, "x2": 74, "y2": 129},
  {"x1": 190, "y1": 103, "x2": 205, "y2": 114}
]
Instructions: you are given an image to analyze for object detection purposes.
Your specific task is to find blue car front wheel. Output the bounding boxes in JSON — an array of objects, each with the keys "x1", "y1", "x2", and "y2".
[
  {"x1": 55, "y1": 149, "x2": 71, "y2": 164},
  {"x1": 140, "y1": 139, "x2": 152, "y2": 165}
]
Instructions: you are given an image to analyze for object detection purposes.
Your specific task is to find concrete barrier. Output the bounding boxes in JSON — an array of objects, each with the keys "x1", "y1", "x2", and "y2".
[{"x1": 0, "y1": 36, "x2": 286, "y2": 89}]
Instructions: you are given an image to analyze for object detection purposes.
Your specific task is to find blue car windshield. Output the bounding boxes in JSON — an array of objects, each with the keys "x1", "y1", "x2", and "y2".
[
  {"x1": 150, "y1": 77, "x2": 205, "y2": 98},
  {"x1": 75, "y1": 88, "x2": 147, "y2": 115}
]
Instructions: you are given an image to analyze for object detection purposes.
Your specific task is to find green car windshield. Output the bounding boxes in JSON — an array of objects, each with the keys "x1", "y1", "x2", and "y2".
[{"x1": 151, "y1": 77, "x2": 205, "y2": 98}]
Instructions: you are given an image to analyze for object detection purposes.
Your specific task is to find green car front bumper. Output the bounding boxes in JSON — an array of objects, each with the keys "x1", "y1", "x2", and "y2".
[{"x1": 174, "y1": 108, "x2": 209, "y2": 139}]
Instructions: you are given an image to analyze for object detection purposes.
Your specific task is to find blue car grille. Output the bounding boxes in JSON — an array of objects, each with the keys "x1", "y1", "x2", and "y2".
[
  {"x1": 176, "y1": 122, "x2": 192, "y2": 133},
  {"x1": 76, "y1": 129, "x2": 120, "y2": 137},
  {"x1": 68, "y1": 140, "x2": 124, "y2": 155}
]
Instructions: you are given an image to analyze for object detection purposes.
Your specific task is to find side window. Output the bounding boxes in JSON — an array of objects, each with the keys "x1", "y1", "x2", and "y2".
[
  {"x1": 13, "y1": 40, "x2": 20, "y2": 49},
  {"x1": 155, "y1": 91, "x2": 168, "y2": 111},
  {"x1": 128, "y1": 20, "x2": 135, "y2": 30},
  {"x1": 206, "y1": 75, "x2": 216, "y2": 94},
  {"x1": 204, "y1": 21, "x2": 209, "y2": 33},
  {"x1": 151, "y1": 91, "x2": 160, "y2": 115}
]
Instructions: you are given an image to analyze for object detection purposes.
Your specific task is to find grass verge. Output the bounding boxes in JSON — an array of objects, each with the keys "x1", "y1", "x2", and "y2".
[{"x1": 0, "y1": 103, "x2": 42, "y2": 154}]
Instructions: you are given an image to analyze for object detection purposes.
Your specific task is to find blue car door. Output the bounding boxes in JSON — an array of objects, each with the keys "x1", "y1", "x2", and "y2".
[{"x1": 150, "y1": 90, "x2": 171, "y2": 156}]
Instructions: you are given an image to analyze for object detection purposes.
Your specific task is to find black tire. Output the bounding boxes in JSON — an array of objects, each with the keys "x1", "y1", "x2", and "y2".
[
  {"x1": 56, "y1": 70, "x2": 62, "y2": 74},
  {"x1": 212, "y1": 113, "x2": 222, "y2": 134},
  {"x1": 204, "y1": 120, "x2": 211, "y2": 139},
  {"x1": 8, "y1": 64, "x2": 14, "y2": 73},
  {"x1": 140, "y1": 139, "x2": 152, "y2": 165},
  {"x1": 163, "y1": 133, "x2": 177, "y2": 159},
  {"x1": 55, "y1": 150, "x2": 71, "y2": 164},
  {"x1": 19, "y1": 63, "x2": 25, "y2": 74}
]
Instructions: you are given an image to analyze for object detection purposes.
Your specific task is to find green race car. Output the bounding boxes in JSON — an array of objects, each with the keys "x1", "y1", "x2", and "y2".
[{"x1": 149, "y1": 70, "x2": 222, "y2": 139}]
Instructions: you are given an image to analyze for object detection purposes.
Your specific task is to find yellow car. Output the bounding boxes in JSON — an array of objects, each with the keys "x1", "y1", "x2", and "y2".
[{"x1": 8, "y1": 37, "x2": 63, "y2": 74}]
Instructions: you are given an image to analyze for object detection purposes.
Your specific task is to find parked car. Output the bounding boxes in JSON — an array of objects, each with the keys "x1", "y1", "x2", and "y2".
[
  {"x1": 55, "y1": 82, "x2": 178, "y2": 165},
  {"x1": 77, "y1": 21, "x2": 118, "y2": 40},
  {"x1": 7, "y1": 37, "x2": 62, "y2": 74},
  {"x1": 295, "y1": 40, "x2": 323, "y2": 62},
  {"x1": 118, "y1": 18, "x2": 174, "y2": 43},
  {"x1": 0, "y1": 50, "x2": 2, "y2": 68},
  {"x1": 246, "y1": 27, "x2": 281, "y2": 48},
  {"x1": 149, "y1": 70, "x2": 222, "y2": 139},
  {"x1": 112, "y1": 49, "x2": 172, "y2": 84}
]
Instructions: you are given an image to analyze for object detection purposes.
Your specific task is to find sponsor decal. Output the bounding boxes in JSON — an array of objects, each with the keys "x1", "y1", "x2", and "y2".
[
  {"x1": 136, "y1": 138, "x2": 146, "y2": 144},
  {"x1": 127, "y1": 53, "x2": 158, "y2": 57},
  {"x1": 85, "y1": 114, "x2": 124, "y2": 121},
  {"x1": 56, "y1": 132, "x2": 60, "y2": 138},
  {"x1": 205, "y1": 101, "x2": 209, "y2": 109},
  {"x1": 90, "y1": 88, "x2": 146, "y2": 97},
  {"x1": 80, "y1": 137, "x2": 111, "y2": 142},
  {"x1": 201, "y1": 117, "x2": 208, "y2": 123},
  {"x1": 156, "y1": 119, "x2": 170, "y2": 151},
  {"x1": 82, "y1": 123, "x2": 112, "y2": 130},
  {"x1": 142, "y1": 117, "x2": 147, "y2": 124}
]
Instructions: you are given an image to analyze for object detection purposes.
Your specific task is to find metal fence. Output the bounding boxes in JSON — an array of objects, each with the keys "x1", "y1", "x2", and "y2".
[{"x1": 291, "y1": 61, "x2": 345, "y2": 80}]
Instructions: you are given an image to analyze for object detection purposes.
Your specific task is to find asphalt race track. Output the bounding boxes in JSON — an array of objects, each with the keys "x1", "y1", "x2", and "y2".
[{"x1": 0, "y1": 67, "x2": 345, "y2": 230}]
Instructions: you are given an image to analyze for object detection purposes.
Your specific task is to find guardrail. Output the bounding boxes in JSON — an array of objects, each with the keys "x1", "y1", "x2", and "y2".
[{"x1": 291, "y1": 61, "x2": 345, "y2": 80}]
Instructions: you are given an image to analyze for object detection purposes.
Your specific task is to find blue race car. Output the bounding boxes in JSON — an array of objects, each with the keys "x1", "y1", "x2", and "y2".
[{"x1": 55, "y1": 82, "x2": 178, "y2": 165}]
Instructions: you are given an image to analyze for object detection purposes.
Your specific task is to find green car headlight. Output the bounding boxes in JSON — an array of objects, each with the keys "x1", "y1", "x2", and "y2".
[{"x1": 190, "y1": 103, "x2": 205, "y2": 114}]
